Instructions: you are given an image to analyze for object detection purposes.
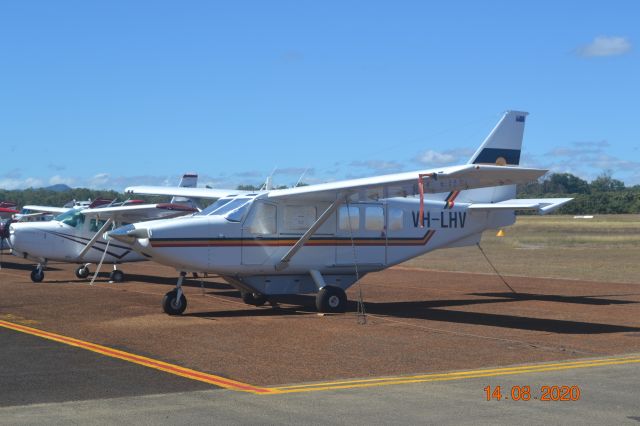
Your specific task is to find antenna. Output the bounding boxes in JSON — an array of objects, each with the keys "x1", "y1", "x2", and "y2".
[
  {"x1": 294, "y1": 168, "x2": 309, "y2": 187},
  {"x1": 261, "y1": 167, "x2": 278, "y2": 191}
]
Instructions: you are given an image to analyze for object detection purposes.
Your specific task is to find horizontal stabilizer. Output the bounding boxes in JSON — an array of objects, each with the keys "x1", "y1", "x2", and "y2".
[{"x1": 468, "y1": 198, "x2": 573, "y2": 214}]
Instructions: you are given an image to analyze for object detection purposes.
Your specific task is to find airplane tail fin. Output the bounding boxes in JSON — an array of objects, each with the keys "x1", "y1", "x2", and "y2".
[
  {"x1": 457, "y1": 110, "x2": 530, "y2": 205},
  {"x1": 171, "y1": 173, "x2": 199, "y2": 207}
]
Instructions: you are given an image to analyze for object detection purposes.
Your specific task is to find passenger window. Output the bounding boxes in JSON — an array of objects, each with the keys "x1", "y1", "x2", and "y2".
[
  {"x1": 388, "y1": 208, "x2": 403, "y2": 231},
  {"x1": 338, "y1": 206, "x2": 359, "y2": 231},
  {"x1": 365, "y1": 206, "x2": 384, "y2": 231},
  {"x1": 249, "y1": 203, "x2": 276, "y2": 234},
  {"x1": 284, "y1": 205, "x2": 316, "y2": 231}
]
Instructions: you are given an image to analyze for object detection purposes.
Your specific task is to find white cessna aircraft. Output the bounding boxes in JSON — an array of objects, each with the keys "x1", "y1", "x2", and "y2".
[
  {"x1": 111, "y1": 111, "x2": 571, "y2": 315},
  {"x1": 8, "y1": 174, "x2": 200, "y2": 283}
]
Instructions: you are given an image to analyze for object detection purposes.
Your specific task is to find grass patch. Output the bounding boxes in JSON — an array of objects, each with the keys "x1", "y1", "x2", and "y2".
[{"x1": 402, "y1": 214, "x2": 640, "y2": 284}]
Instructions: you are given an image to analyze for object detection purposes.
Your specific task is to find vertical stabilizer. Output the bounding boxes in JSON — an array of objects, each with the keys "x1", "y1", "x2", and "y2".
[
  {"x1": 467, "y1": 110, "x2": 527, "y2": 166},
  {"x1": 459, "y1": 111, "x2": 529, "y2": 204},
  {"x1": 171, "y1": 173, "x2": 199, "y2": 206}
]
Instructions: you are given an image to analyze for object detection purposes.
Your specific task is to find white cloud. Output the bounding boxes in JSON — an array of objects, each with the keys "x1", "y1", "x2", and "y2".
[
  {"x1": 48, "y1": 175, "x2": 75, "y2": 186},
  {"x1": 532, "y1": 140, "x2": 640, "y2": 185},
  {"x1": 89, "y1": 173, "x2": 110, "y2": 187},
  {"x1": 0, "y1": 177, "x2": 44, "y2": 190},
  {"x1": 578, "y1": 36, "x2": 632, "y2": 57},
  {"x1": 350, "y1": 160, "x2": 403, "y2": 172},
  {"x1": 414, "y1": 150, "x2": 457, "y2": 166}
]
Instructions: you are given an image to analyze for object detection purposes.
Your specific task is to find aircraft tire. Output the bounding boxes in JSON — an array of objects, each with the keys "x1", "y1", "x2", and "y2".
[
  {"x1": 162, "y1": 290, "x2": 187, "y2": 315},
  {"x1": 75, "y1": 266, "x2": 90, "y2": 279},
  {"x1": 241, "y1": 291, "x2": 267, "y2": 306},
  {"x1": 110, "y1": 270, "x2": 125, "y2": 283},
  {"x1": 30, "y1": 269, "x2": 44, "y2": 283},
  {"x1": 316, "y1": 286, "x2": 347, "y2": 313}
]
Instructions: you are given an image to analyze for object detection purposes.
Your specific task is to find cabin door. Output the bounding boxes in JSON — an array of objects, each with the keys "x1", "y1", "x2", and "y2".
[{"x1": 241, "y1": 201, "x2": 278, "y2": 265}]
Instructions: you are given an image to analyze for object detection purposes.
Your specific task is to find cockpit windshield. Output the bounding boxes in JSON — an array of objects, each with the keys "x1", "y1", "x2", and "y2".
[
  {"x1": 198, "y1": 198, "x2": 234, "y2": 216},
  {"x1": 196, "y1": 196, "x2": 254, "y2": 222},
  {"x1": 55, "y1": 209, "x2": 85, "y2": 228}
]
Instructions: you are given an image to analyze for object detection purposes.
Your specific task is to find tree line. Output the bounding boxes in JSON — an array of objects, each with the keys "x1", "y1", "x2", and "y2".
[
  {"x1": 517, "y1": 172, "x2": 640, "y2": 214},
  {"x1": 1, "y1": 172, "x2": 639, "y2": 214}
]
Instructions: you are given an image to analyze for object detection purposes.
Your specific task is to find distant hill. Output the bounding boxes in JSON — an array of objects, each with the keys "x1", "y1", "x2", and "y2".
[{"x1": 43, "y1": 184, "x2": 72, "y2": 192}]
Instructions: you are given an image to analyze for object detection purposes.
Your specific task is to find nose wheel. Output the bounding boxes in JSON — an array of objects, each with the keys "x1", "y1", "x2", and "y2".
[
  {"x1": 163, "y1": 271, "x2": 187, "y2": 315},
  {"x1": 75, "y1": 264, "x2": 91, "y2": 279},
  {"x1": 110, "y1": 269, "x2": 125, "y2": 283},
  {"x1": 30, "y1": 262, "x2": 46, "y2": 283},
  {"x1": 30, "y1": 268, "x2": 44, "y2": 282}
]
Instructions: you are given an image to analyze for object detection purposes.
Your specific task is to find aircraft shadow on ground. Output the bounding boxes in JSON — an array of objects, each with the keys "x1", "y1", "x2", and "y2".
[
  {"x1": 187, "y1": 291, "x2": 640, "y2": 334},
  {"x1": 362, "y1": 299, "x2": 640, "y2": 334},
  {"x1": 121, "y1": 274, "x2": 233, "y2": 290},
  {"x1": 470, "y1": 292, "x2": 638, "y2": 306},
  {"x1": 0, "y1": 261, "x2": 62, "y2": 272}
]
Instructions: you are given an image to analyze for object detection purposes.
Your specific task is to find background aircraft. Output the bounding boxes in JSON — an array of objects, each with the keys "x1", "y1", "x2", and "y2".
[
  {"x1": 112, "y1": 111, "x2": 572, "y2": 315},
  {"x1": 8, "y1": 174, "x2": 200, "y2": 282}
]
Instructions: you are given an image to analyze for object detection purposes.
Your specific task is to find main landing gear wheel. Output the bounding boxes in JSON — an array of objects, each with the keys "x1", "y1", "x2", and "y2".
[
  {"x1": 30, "y1": 269, "x2": 44, "y2": 283},
  {"x1": 75, "y1": 265, "x2": 90, "y2": 279},
  {"x1": 162, "y1": 290, "x2": 187, "y2": 315},
  {"x1": 241, "y1": 291, "x2": 267, "y2": 306},
  {"x1": 316, "y1": 286, "x2": 347, "y2": 313},
  {"x1": 110, "y1": 270, "x2": 125, "y2": 283}
]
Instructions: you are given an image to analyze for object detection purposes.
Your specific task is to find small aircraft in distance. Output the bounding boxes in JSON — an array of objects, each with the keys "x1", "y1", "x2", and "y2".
[
  {"x1": 0, "y1": 202, "x2": 19, "y2": 220},
  {"x1": 112, "y1": 111, "x2": 571, "y2": 315},
  {"x1": 8, "y1": 174, "x2": 200, "y2": 283}
]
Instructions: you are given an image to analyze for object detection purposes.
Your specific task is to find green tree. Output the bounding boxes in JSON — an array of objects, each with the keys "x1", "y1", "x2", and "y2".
[{"x1": 591, "y1": 171, "x2": 625, "y2": 192}]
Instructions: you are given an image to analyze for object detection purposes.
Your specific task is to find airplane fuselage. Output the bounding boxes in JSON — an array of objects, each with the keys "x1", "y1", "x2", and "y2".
[
  {"x1": 119, "y1": 194, "x2": 515, "y2": 295},
  {"x1": 9, "y1": 209, "x2": 144, "y2": 264}
]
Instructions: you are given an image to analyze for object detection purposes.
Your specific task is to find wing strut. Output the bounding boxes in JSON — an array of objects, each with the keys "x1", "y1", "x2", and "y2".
[
  {"x1": 418, "y1": 173, "x2": 437, "y2": 228},
  {"x1": 274, "y1": 196, "x2": 344, "y2": 272},
  {"x1": 77, "y1": 218, "x2": 114, "y2": 260}
]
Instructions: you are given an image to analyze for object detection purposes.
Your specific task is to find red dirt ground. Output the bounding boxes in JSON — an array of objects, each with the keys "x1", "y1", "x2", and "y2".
[{"x1": 1, "y1": 257, "x2": 639, "y2": 386}]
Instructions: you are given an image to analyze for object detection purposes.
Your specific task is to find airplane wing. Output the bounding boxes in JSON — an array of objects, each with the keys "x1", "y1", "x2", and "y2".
[
  {"x1": 124, "y1": 186, "x2": 250, "y2": 200},
  {"x1": 127, "y1": 165, "x2": 546, "y2": 203},
  {"x1": 21, "y1": 205, "x2": 70, "y2": 214},
  {"x1": 81, "y1": 203, "x2": 198, "y2": 222},
  {"x1": 266, "y1": 164, "x2": 548, "y2": 201},
  {"x1": 468, "y1": 198, "x2": 573, "y2": 214}
]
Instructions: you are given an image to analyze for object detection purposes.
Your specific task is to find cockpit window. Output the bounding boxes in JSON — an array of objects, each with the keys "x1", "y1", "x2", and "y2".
[
  {"x1": 90, "y1": 218, "x2": 108, "y2": 232},
  {"x1": 224, "y1": 199, "x2": 252, "y2": 222},
  {"x1": 196, "y1": 196, "x2": 254, "y2": 222},
  {"x1": 56, "y1": 209, "x2": 85, "y2": 228},
  {"x1": 198, "y1": 198, "x2": 234, "y2": 216}
]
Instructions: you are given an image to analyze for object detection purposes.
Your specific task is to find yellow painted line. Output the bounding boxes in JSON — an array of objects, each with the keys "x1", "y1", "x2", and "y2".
[
  {"x1": 2, "y1": 319, "x2": 639, "y2": 396},
  {"x1": 267, "y1": 356, "x2": 640, "y2": 394},
  {"x1": 0, "y1": 320, "x2": 274, "y2": 394}
]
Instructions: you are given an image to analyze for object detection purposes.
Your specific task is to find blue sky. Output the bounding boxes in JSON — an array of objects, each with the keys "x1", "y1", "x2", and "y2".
[{"x1": 1, "y1": 1, "x2": 638, "y2": 190}]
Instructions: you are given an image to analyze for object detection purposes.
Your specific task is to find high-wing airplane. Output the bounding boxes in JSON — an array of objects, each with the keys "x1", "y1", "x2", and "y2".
[
  {"x1": 8, "y1": 174, "x2": 200, "y2": 283},
  {"x1": 111, "y1": 111, "x2": 572, "y2": 315}
]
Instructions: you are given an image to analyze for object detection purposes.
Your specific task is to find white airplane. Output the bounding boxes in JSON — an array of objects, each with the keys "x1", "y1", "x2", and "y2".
[
  {"x1": 110, "y1": 111, "x2": 572, "y2": 315},
  {"x1": 8, "y1": 174, "x2": 200, "y2": 283}
]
